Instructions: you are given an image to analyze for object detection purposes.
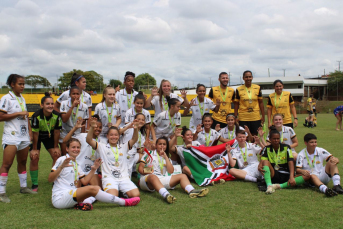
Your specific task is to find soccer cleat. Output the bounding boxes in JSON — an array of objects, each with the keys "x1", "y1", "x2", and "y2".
[
  {"x1": 332, "y1": 185, "x2": 343, "y2": 194},
  {"x1": 265, "y1": 185, "x2": 275, "y2": 194},
  {"x1": 74, "y1": 203, "x2": 93, "y2": 211},
  {"x1": 165, "y1": 194, "x2": 176, "y2": 204},
  {"x1": 271, "y1": 184, "x2": 281, "y2": 190},
  {"x1": 32, "y1": 185, "x2": 38, "y2": 192},
  {"x1": 124, "y1": 197, "x2": 140, "y2": 206},
  {"x1": 0, "y1": 193, "x2": 11, "y2": 203},
  {"x1": 189, "y1": 188, "x2": 209, "y2": 198},
  {"x1": 20, "y1": 187, "x2": 37, "y2": 194},
  {"x1": 219, "y1": 179, "x2": 225, "y2": 184},
  {"x1": 325, "y1": 188, "x2": 338, "y2": 197}
]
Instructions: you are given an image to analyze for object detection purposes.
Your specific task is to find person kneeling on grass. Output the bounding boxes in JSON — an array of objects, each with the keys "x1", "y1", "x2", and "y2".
[
  {"x1": 138, "y1": 137, "x2": 209, "y2": 204},
  {"x1": 295, "y1": 133, "x2": 343, "y2": 197},
  {"x1": 48, "y1": 138, "x2": 140, "y2": 210},
  {"x1": 228, "y1": 130, "x2": 264, "y2": 183},
  {"x1": 258, "y1": 127, "x2": 310, "y2": 194}
]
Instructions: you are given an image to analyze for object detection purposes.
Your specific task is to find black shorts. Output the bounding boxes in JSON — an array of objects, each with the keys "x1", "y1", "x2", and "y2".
[
  {"x1": 29, "y1": 137, "x2": 55, "y2": 151},
  {"x1": 313, "y1": 109, "x2": 316, "y2": 113},
  {"x1": 271, "y1": 171, "x2": 290, "y2": 184},
  {"x1": 238, "y1": 120, "x2": 261, "y2": 136},
  {"x1": 307, "y1": 110, "x2": 313, "y2": 115},
  {"x1": 283, "y1": 123, "x2": 293, "y2": 128},
  {"x1": 211, "y1": 118, "x2": 227, "y2": 129}
]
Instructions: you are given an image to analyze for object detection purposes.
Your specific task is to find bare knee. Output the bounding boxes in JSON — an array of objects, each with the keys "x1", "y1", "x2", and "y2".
[
  {"x1": 89, "y1": 185, "x2": 100, "y2": 195},
  {"x1": 302, "y1": 174, "x2": 310, "y2": 181}
]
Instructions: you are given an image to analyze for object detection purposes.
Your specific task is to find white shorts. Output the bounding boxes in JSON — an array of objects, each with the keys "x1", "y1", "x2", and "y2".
[
  {"x1": 2, "y1": 134, "x2": 30, "y2": 151},
  {"x1": 313, "y1": 167, "x2": 331, "y2": 185},
  {"x1": 139, "y1": 174, "x2": 174, "y2": 192},
  {"x1": 52, "y1": 189, "x2": 77, "y2": 209},
  {"x1": 59, "y1": 131, "x2": 67, "y2": 144},
  {"x1": 242, "y1": 163, "x2": 262, "y2": 178},
  {"x1": 102, "y1": 177, "x2": 137, "y2": 194}
]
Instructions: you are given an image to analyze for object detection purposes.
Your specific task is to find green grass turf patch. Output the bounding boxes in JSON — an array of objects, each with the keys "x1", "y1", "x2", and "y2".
[{"x1": 0, "y1": 114, "x2": 343, "y2": 228}]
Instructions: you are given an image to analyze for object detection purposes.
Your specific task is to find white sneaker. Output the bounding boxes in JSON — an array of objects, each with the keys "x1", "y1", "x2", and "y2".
[{"x1": 265, "y1": 185, "x2": 275, "y2": 194}]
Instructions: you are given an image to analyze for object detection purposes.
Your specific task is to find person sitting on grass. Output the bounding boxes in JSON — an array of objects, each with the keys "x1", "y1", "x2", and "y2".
[
  {"x1": 227, "y1": 130, "x2": 264, "y2": 183},
  {"x1": 296, "y1": 133, "x2": 343, "y2": 197},
  {"x1": 258, "y1": 127, "x2": 310, "y2": 194},
  {"x1": 138, "y1": 137, "x2": 209, "y2": 204},
  {"x1": 48, "y1": 138, "x2": 140, "y2": 210}
]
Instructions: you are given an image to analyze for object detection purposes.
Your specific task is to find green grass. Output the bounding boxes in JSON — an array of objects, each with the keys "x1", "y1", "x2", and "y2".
[{"x1": 1, "y1": 114, "x2": 343, "y2": 228}]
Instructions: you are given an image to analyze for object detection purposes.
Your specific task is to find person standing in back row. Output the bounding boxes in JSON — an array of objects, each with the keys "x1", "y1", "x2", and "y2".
[
  {"x1": 234, "y1": 70, "x2": 265, "y2": 136},
  {"x1": 208, "y1": 72, "x2": 235, "y2": 129},
  {"x1": 116, "y1": 71, "x2": 138, "y2": 127}
]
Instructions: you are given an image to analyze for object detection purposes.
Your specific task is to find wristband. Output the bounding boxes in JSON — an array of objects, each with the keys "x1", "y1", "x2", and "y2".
[{"x1": 294, "y1": 118, "x2": 298, "y2": 120}]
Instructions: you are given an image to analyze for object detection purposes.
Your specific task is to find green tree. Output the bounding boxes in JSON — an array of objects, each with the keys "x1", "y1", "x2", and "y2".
[
  {"x1": 134, "y1": 73, "x2": 156, "y2": 91},
  {"x1": 109, "y1": 79, "x2": 122, "y2": 88},
  {"x1": 25, "y1": 75, "x2": 52, "y2": 88},
  {"x1": 57, "y1": 69, "x2": 104, "y2": 91},
  {"x1": 328, "y1": 70, "x2": 343, "y2": 95}
]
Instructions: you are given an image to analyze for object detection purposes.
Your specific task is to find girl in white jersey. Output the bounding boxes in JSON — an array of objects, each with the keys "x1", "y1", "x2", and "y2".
[
  {"x1": 263, "y1": 113, "x2": 298, "y2": 160},
  {"x1": 63, "y1": 116, "x2": 102, "y2": 187},
  {"x1": 169, "y1": 126, "x2": 201, "y2": 179},
  {"x1": 217, "y1": 114, "x2": 252, "y2": 143},
  {"x1": 59, "y1": 86, "x2": 89, "y2": 155},
  {"x1": 86, "y1": 117, "x2": 143, "y2": 198},
  {"x1": 138, "y1": 137, "x2": 209, "y2": 204},
  {"x1": 0, "y1": 74, "x2": 37, "y2": 203},
  {"x1": 54, "y1": 73, "x2": 92, "y2": 127},
  {"x1": 228, "y1": 130, "x2": 263, "y2": 183},
  {"x1": 193, "y1": 114, "x2": 229, "y2": 146},
  {"x1": 94, "y1": 86, "x2": 121, "y2": 143},
  {"x1": 183, "y1": 84, "x2": 217, "y2": 133},
  {"x1": 151, "y1": 98, "x2": 182, "y2": 143},
  {"x1": 48, "y1": 138, "x2": 140, "y2": 210},
  {"x1": 144, "y1": 79, "x2": 189, "y2": 117}
]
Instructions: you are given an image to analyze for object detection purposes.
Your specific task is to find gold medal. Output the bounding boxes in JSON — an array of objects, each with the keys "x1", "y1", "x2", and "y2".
[
  {"x1": 114, "y1": 161, "x2": 120, "y2": 167},
  {"x1": 249, "y1": 99, "x2": 253, "y2": 104},
  {"x1": 137, "y1": 148, "x2": 143, "y2": 154},
  {"x1": 107, "y1": 123, "x2": 112, "y2": 127},
  {"x1": 143, "y1": 167, "x2": 153, "y2": 173},
  {"x1": 77, "y1": 116, "x2": 83, "y2": 120},
  {"x1": 274, "y1": 165, "x2": 280, "y2": 171},
  {"x1": 74, "y1": 180, "x2": 78, "y2": 186},
  {"x1": 222, "y1": 102, "x2": 226, "y2": 106},
  {"x1": 90, "y1": 155, "x2": 96, "y2": 161},
  {"x1": 243, "y1": 161, "x2": 248, "y2": 167},
  {"x1": 48, "y1": 133, "x2": 51, "y2": 138}
]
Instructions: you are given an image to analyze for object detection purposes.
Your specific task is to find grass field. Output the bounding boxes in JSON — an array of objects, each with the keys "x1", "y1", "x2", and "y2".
[{"x1": 0, "y1": 114, "x2": 343, "y2": 228}]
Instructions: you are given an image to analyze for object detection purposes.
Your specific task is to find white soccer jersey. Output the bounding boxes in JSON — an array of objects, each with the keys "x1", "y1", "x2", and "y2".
[
  {"x1": 296, "y1": 147, "x2": 332, "y2": 175},
  {"x1": 51, "y1": 155, "x2": 85, "y2": 195},
  {"x1": 219, "y1": 126, "x2": 246, "y2": 140},
  {"x1": 151, "y1": 93, "x2": 184, "y2": 117},
  {"x1": 57, "y1": 90, "x2": 92, "y2": 109},
  {"x1": 74, "y1": 133, "x2": 100, "y2": 175},
  {"x1": 231, "y1": 143, "x2": 261, "y2": 169},
  {"x1": 124, "y1": 108, "x2": 151, "y2": 124},
  {"x1": 121, "y1": 127, "x2": 146, "y2": 150},
  {"x1": 153, "y1": 111, "x2": 181, "y2": 139},
  {"x1": 189, "y1": 97, "x2": 216, "y2": 132},
  {"x1": 115, "y1": 88, "x2": 138, "y2": 127},
  {"x1": 141, "y1": 150, "x2": 171, "y2": 176},
  {"x1": 176, "y1": 141, "x2": 201, "y2": 167},
  {"x1": 266, "y1": 126, "x2": 296, "y2": 151},
  {"x1": 96, "y1": 142, "x2": 136, "y2": 181},
  {"x1": 196, "y1": 129, "x2": 221, "y2": 146},
  {"x1": 0, "y1": 91, "x2": 30, "y2": 141},
  {"x1": 60, "y1": 99, "x2": 89, "y2": 135},
  {"x1": 94, "y1": 102, "x2": 121, "y2": 137}
]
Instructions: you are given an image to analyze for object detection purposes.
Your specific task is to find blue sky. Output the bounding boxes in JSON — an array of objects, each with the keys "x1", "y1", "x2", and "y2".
[{"x1": 0, "y1": 0, "x2": 342, "y2": 88}]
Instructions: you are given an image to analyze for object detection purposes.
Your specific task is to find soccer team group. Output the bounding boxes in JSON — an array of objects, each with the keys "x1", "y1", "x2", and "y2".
[{"x1": 1, "y1": 71, "x2": 343, "y2": 210}]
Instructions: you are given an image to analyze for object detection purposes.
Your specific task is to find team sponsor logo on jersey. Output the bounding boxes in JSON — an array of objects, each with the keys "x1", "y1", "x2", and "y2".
[
  {"x1": 248, "y1": 154, "x2": 253, "y2": 157},
  {"x1": 20, "y1": 125, "x2": 27, "y2": 136},
  {"x1": 316, "y1": 161, "x2": 320, "y2": 164},
  {"x1": 112, "y1": 170, "x2": 121, "y2": 178},
  {"x1": 84, "y1": 164, "x2": 91, "y2": 172}
]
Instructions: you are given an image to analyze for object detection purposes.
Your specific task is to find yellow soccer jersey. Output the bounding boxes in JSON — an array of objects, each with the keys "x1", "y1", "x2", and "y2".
[
  {"x1": 307, "y1": 98, "x2": 312, "y2": 111},
  {"x1": 267, "y1": 91, "x2": 294, "y2": 124},
  {"x1": 234, "y1": 84, "x2": 262, "y2": 121},
  {"x1": 209, "y1": 86, "x2": 235, "y2": 123}
]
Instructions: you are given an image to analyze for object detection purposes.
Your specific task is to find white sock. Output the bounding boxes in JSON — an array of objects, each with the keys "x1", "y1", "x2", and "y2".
[
  {"x1": 332, "y1": 174, "x2": 340, "y2": 186},
  {"x1": 0, "y1": 175, "x2": 8, "y2": 194},
  {"x1": 18, "y1": 172, "x2": 27, "y2": 188},
  {"x1": 185, "y1": 184, "x2": 194, "y2": 193},
  {"x1": 244, "y1": 175, "x2": 257, "y2": 183},
  {"x1": 95, "y1": 190, "x2": 125, "y2": 206},
  {"x1": 171, "y1": 160, "x2": 178, "y2": 165},
  {"x1": 83, "y1": 196, "x2": 96, "y2": 204},
  {"x1": 158, "y1": 188, "x2": 170, "y2": 198},
  {"x1": 319, "y1": 184, "x2": 328, "y2": 193}
]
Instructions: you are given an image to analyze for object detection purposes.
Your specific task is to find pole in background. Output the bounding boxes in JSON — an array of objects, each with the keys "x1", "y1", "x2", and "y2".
[
  {"x1": 337, "y1": 61, "x2": 341, "y2": 101},
  {"x1": 282, "y1": 69, "x2": 286, "y2": 77},
  {"x1": 268, "y1": 68, "x2": 270, "y2": 77}
]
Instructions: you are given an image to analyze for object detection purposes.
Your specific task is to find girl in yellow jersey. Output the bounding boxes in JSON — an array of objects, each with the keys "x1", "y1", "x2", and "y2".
[
  {"x1": 234, "y1": 70, "x2": 265, "y2": 136},
  {"x1": 267, "y1": 80, "x2": 298, "y2": 128}
]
